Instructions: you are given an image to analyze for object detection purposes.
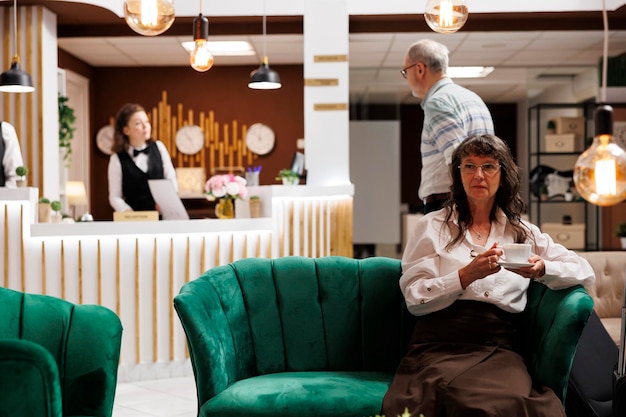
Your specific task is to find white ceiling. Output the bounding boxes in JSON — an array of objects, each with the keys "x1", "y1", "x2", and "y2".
[{"x1": 58, "y1": 29, "x2": 626, "y2": 104}]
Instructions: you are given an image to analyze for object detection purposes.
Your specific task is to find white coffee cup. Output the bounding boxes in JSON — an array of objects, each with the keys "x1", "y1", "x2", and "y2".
[{"x1": 501, "y1": 243, "x2": 531, "y2": 263}]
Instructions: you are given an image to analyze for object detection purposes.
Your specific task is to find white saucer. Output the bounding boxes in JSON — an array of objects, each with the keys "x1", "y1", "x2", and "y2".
[{"x1": 498, "y1": 261, "x2": 533, "y2": 269}]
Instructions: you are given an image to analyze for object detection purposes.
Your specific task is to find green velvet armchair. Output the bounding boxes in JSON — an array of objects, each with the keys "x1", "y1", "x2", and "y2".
[
  {"x1": 0, "y1": 287, "x2": 123, "y2": 417},
  {"x1": 174, "y1": 256, "x2": 593, "y2": 417}
]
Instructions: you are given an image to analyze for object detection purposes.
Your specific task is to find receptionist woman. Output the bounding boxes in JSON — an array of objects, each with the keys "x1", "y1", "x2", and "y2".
[{"x1": 107, "y1": 103, "x2": 178, "y2": 212}]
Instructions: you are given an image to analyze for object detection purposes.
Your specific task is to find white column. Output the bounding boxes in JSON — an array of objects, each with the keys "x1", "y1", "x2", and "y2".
[{"x1": 303, "y1": 0, "x2": 350, "y2": 186}]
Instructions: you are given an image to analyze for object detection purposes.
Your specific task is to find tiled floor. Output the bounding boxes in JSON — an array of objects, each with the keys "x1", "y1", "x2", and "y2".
[{"x1": 113, "y1": 376, "x2": 197, "y2": 417}]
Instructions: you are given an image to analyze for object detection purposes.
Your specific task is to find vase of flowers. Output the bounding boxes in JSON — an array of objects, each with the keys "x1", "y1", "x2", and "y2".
[{"x1": 204, "y1": 174, "x2": 248, "y2": 219}]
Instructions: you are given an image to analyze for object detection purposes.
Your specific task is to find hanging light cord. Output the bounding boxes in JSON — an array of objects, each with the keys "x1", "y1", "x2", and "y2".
[
  {"x1": 262, "y1": 0, "x2": 267, "y2": 58},
  {"x1": 11, "y1": 0, "x2": 18, "y2": 59},
  {"x1": 601, "y1": 0, "x2": 608, "y2": 103}
]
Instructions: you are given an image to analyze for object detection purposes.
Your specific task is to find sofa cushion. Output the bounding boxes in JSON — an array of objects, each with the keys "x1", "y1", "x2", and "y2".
[
  {"x1": 201, "y1": 371, "x2": 392, "y2": 417},
  {"x1": 577, "y1": 251, "x2": 626, "y2": 345}
]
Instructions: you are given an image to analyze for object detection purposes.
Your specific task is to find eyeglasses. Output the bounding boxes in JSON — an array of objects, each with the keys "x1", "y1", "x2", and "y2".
[
  {"x1": 458, "y1": 163, "x2": 501, "y2": 176},
  {"x1": 400, "y1": 63, "x2": 418, "y2": 79}
]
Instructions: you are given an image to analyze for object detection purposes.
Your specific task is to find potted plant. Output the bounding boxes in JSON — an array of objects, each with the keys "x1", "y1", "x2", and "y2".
[
  {"x1": 50, "y1": 200, "x2": 63, "y2": 223},
  {"x1": 248, "y1": 195, "x2": 262, "y2": 218},
  {"x1": 38, "y1": 198, "x2": 51, "y2": 223},
  {"x1": 204, "y1": 174, "x2": 248, "y2": 219},
  {"x1": 615, "y1": 222, "x2": 626, "y2": 250},
  {"x1": 58, "y1": 94, "x2": 76, "y2": 167},
  {"x1": 15, "y1": 166, "x2": 28, "y2": 187},
  {"x1": 275, "y1": 169, "x2": 299, "y2": 185}
]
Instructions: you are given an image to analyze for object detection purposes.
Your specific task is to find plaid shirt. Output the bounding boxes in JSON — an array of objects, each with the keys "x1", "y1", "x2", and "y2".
[{"x1": 419, "y1": 78, "x2": 494, "y2": 200}]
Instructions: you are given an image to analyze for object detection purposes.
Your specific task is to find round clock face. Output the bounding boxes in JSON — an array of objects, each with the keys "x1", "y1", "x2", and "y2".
[
  {"x1": 246, "y1": 123, "x2": 275, "y2": 155},
  {"x1": 175, "y1": 125, "x2": 205, "y2": 155},
  {"x1": 96, "y1": 125, "x2": 115, "y2": 155}
]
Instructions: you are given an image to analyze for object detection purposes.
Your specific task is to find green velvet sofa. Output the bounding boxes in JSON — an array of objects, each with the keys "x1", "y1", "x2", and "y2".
[
  {"x1": 0, "y1": 287, "x2": 123, "y2": 417},
  {"x1": 173, "y1": 256, "x2": 594, "y2": 417}
]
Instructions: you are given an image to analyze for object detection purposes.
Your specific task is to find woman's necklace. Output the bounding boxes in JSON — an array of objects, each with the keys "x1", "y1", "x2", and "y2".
[{"x1": 470, "y1": 225, "x2": 490, "y2": 242}]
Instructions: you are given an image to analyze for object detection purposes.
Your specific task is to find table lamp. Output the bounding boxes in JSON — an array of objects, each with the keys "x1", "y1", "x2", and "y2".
[{"x1": 66, "y1": 181, "x2": 88, "y2": 219}]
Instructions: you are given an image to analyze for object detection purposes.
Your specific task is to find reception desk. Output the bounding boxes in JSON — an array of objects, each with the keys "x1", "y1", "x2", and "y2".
[{"x1": 0, "y1": 185, "x2": 353, "y2": 381}]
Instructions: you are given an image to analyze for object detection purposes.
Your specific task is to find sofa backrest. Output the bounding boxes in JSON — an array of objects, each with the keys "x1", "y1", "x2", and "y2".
[
  {"x1": 577, "y1": 251, "x2": 626, "y2": 319},
  {"x1": 175, "y1": 256, "x2": 413, "y2": 401},
  {"x1": 0, "y1": 287, "x2": 123, "y2": 417}
]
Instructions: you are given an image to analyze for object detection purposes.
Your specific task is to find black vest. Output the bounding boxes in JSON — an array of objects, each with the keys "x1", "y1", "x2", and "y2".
[
  {"x1": 0, "y1": 122, "x2": 6, "y2": 187},
  {"x1": 118, "y1": 141, "x2": 165, "y2": 211}
]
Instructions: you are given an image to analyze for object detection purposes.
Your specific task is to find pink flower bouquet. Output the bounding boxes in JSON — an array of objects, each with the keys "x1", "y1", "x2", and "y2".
[{"x1": 204, "y1": 174, "x2": 248, "y2": 201}]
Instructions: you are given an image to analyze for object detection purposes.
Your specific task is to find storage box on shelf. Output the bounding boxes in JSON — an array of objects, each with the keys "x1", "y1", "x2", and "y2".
[
  {"x1": 544, "y1": 133, "x2": 577, "y2": 153},
  {"x1": 553, "y1": 116, "x2": 585, "y2": 135},
  {"x1": 541, "y1": 223, "x2": 585, "y2": 250}
]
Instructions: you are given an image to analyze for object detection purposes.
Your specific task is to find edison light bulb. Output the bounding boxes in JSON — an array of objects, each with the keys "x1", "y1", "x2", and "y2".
[
  {"x1": 573, "y1": 105, "x2": 626, "y2": 206},
  {"x1": 190, "y1": 40, "x2": 214, "y2": 72},
  {"x1": 124, "y1": 0, "x2": 175, "y2": 36},
  {"x1": 424, "y1": 0, "x2": 469, "y2": 34}
]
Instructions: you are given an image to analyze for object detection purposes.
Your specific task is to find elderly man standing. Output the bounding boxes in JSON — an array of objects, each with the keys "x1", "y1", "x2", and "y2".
[{"x1": 402, "y1": 39, "x2": 494, "y2": 214}]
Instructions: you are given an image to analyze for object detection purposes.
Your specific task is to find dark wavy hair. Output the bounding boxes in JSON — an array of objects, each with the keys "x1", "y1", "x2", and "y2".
[
  {"x1": 443, "y1": 134, "x2": 530, "y2": 250},
  {"x1": 112, "y1": 103, "x2": 154, "y2": 153}
]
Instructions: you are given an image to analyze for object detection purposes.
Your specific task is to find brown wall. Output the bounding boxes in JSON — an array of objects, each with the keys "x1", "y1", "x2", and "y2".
[{"x1": 60, "y1": 50, "x2": 304, "y2": 220}]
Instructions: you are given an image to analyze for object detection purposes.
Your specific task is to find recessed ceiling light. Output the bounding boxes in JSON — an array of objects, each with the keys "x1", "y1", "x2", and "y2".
[
  {"x1": 447, "y1": 66, "x2": 494, "y2": 78},
  {"x1": 181, "y1": 40, "x2": 255, "y2": 56}
]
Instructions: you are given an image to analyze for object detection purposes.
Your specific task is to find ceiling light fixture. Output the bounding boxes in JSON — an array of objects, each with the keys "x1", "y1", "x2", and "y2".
[
  {"x1": 424, "y1": 0, "x2": 469, "y2": 34},
  {"x1": 124, "y1": 0, "x2": 175, "y2": 37},
  {"x1": 189, "y1": 1, "x2": 214, "y2": 72},
  {"x1": 0, "y1": 0, "x2": 34, "y2": 93},
  {"x1": 573, "y1": 0, "x2": 626, "y2": 206},
  {"x1": 447, "y1": 66, "x2": 494, "y2": 79},
  {"x1": 248, "y1": 1, "x2": 281, "y2": 90}
]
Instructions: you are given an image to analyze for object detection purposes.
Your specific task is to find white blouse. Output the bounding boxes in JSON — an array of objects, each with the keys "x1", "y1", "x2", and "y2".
[{"x1": 401, "y1": 208, "x2": 595, "y2": 316}]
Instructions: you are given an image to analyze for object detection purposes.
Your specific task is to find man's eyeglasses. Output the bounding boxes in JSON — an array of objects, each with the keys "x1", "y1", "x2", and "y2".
[
  {"x1": 458, "y1": 163, "x2": 501, "y2": 176},
  {"x1": 400, "y1": 63, "x2": 418, "y2": 79}
]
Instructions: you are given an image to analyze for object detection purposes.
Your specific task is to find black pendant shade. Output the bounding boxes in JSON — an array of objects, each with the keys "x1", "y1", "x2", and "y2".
[
  {"x1": 0, "y1": 59, "x2": 35, "y2": 93},
  {"x1": 248, "y1": 57, "x2": 281, "y2": 90}
]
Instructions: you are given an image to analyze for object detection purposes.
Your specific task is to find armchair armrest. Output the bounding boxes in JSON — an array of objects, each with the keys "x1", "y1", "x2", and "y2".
[
  {"x1": 521, "y1": 281, "x2": 594, "y2": 401},
  {"x1": 0, "y1": 339, "x2": 62, "y2": 417}
]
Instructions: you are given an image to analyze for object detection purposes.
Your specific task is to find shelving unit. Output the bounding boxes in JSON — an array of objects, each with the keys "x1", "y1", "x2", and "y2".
[{"x1": 528, "y1": 103, "x2": 598, "y2": 251}]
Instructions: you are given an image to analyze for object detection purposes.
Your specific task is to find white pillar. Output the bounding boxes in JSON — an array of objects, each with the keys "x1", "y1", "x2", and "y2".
[{"x1": 303, "y1": 0, "x2": 350, "y2": 186}]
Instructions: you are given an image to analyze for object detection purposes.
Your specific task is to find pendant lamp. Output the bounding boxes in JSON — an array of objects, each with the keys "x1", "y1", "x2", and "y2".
[
  {"x1": 248, "y1": 7, "x2": 281, "y2": 90},
  {"x1": 124, "y1": 0, "x2": 175, "y2": 36},
  {"x1": 0, "y1": 0, "x2": 34, "y2": 93},
  {"x1": 424, "y1": 0, "x2": 469, "y2": 34},
  {"x1": 189, "y1": 5, "x2": 214, "y2": 72},
  {"x1": 573, "y1": 0, "x2": 626, "y2": 206}
]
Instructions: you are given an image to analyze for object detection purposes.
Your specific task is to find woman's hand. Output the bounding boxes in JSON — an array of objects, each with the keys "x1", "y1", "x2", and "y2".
[
  {"x1": 458, "y1": 242, "x2": 503, "y2": 289},
  {"x1": 514, "y1": 255, "x2": 545, "y2": 279}
]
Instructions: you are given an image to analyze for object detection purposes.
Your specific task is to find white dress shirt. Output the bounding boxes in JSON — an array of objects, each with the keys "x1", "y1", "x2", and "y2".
[
  {"x1": 1, "y1": 121, "x2": 25, "y2": 188},
  {"x1": 401, "y1": 208, "x2": 595, "y2": 316},
  {"x1": 107, "y1": 140, "x2": 178, "y2": 212}
]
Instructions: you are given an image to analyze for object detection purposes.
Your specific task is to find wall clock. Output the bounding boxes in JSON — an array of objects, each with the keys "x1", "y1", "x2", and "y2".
[
  {"x1": 175, "y1": 125, "x2": 205, "y2": 155},
  {"x1": 96, "y1": 125, "x2": 115, "y2": 155},
  {"x1": 246, "y1": 123, "x2": 275, "y2": 155}
]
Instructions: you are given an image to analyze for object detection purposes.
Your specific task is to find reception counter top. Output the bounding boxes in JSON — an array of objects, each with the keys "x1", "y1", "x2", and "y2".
[{"x1": 0, "y1": 184, "x2": 354, "y2": 382}]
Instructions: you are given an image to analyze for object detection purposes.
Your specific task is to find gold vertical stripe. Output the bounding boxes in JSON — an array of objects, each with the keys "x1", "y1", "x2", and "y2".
[
  {"x1": 242, "y1": 234, "x2": 248, "y2": 259},
  {"x1": 41, "y1": 242, "x2": 46, "y2": 294},
  {"x1": 288, "y1": 202, "x2": 295, "y2": 256},
  {"x1": 78, "y1": 241, "x2": 83, "y2": 304},
  {"x1": 153, "y1": 239, "x2": 158, "y2": 362},
  {"x1": 299, "y1": 203, "x2": 305, "y2": 256},
  {"x1": 185, "y1": 236, "x2": 190, "y2": 283},
  {"x1": 134, "y1": 239, "x2": 140, "y2": 363},
  {"x1": 3, "y1": 206, "x2": 7, "y2": 287},
  {"x1": 315, "y1": 201, "x2": 321, "y2": 256},
  {"x1": 20, "y1": 205, "x2": 25, "y2": 291},
  {"x1": 97, "y1": 240, "x2": 102, "y2": 305},
  {"x1": 60, "y1": 241, "x2": 65, "y2": 299},
  {"x1": 116, "y1": 240, "x2": 121, "y2": 316},
  {"x1": 228, "y1": 235, "x2": 234, "y2": 264},
  {"x1": 200, "y1": 236, "x2": 206, "y2": 274},
  {"x1": 214, "y1": 238, "x2": 220, "y2": 266},
  {"x1": 169, "y1": 238, "x2": 174, "y2": 361},
  {"x1": 307, "y1": 201, "x2": 313, "y2": 257}
]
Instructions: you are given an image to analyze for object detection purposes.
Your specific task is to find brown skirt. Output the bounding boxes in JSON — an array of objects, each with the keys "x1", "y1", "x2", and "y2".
[{"x1": 382, "y1": 301, "x2": 566, "y2": 417}]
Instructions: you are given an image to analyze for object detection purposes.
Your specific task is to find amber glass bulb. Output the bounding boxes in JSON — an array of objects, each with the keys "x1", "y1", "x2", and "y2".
[
  {"x1": 424, "y1": 0, "x2": 469, "y2": 34},
  {"x1": 190, "y1": 40, "x2": 214, "y2": 72},
  {"x1": 574, "y1": 105, "x2": 626, "y2": 206},
  {"x1": 124, "y1": 0, "x2": 175, "y2": 36}
]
